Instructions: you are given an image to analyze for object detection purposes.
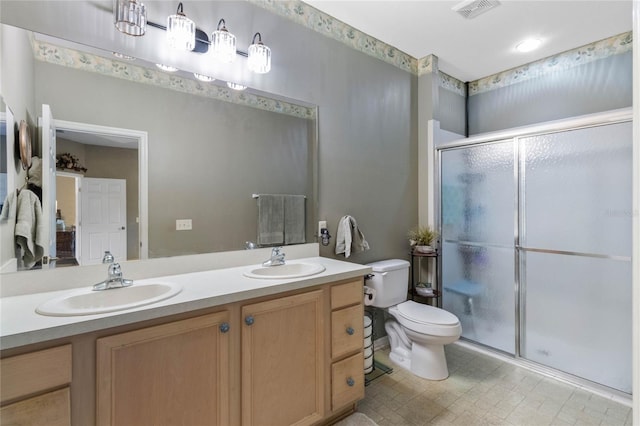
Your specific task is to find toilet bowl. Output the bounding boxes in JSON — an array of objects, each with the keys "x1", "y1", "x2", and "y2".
[
  {"x1": 366, "y1": 259, "x2": 461, "y2": 380},
  {"x1": 386, "y1": 301, "x2": 461, "y2": 380}
]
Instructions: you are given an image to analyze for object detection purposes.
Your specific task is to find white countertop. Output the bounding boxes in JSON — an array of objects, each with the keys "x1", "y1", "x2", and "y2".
[{"x1": 0, "y1": 256, "x2": 371, "y2": 351}]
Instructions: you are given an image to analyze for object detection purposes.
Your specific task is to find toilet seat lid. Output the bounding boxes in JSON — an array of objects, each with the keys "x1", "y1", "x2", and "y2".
[{"x1": 396, "y1": 301, "x2": 459, "y2": 326}]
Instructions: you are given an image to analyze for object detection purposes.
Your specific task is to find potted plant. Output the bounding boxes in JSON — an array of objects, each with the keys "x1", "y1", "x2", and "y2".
[{"x1": 408, "y1": 226, "x2": 438, "y2": 253}]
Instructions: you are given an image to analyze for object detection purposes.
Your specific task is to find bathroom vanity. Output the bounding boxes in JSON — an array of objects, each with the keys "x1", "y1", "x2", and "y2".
[{"x1": 0, "y1": 246, "x2": 369, "y2": 425}]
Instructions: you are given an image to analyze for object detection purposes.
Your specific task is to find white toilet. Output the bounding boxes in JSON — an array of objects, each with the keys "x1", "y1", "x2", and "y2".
[{"x1": 366, "y1": 259, "x2": 461, "y2": 380}]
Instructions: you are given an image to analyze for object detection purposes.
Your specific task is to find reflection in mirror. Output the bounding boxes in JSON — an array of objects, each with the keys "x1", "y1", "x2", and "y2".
[
  {"x1": 0, "y1": 22, "x2": 318, "y2": 274},
  {"x1": 0, "y1": 98, "x2": 7, "y2": 212}
]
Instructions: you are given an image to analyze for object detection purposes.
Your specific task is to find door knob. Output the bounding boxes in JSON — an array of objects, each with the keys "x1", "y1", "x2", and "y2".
[{"x1": 120, "y1": 226, "x2": 126, "y2": 230}]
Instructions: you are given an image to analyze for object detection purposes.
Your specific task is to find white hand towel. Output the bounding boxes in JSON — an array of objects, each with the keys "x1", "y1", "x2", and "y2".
[
  {"x1": 335, "y1": 215, "x2": 369, "y2": 258},
  {"x1": 14, "y1": 189, "x2": 45, "y2": 269}
]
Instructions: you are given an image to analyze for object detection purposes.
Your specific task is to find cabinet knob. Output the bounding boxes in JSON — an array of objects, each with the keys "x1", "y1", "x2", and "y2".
[
  {"x1": 219, "y1": 322, "x2": 230, "y2": 333},
  {"x1": 346, "y1": 377, "x2": 355, "y2": 387},
  {"x1": 346, "y1": 326, "x2": 355, "y2": 335},
  {"x1": 245, "y1": 315, "x2": 255, "y2": 326}
]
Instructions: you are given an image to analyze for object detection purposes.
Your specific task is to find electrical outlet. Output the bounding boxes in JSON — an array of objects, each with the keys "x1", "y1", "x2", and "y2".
[
  {"x1": 318, "y1": 220, "x2": 327, "y2": 237},
  {"x1": 176, "y1": 219, "x2": 192, "y2": 231}
]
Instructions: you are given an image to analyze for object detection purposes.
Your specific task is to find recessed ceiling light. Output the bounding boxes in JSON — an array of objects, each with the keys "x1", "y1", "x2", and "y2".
[
  {"x1": 112, "y1": 52, "x2": 136, "y2": 61},
  {"x1": 193, "y1": 73, "x2": 216, "y2": 82},
  {"x1": 155, "y1": 63, "x2": 178, "y2": 72},
  {"x1": 515, "y1": 38, "x2": 542, "y2": 53},
  {"x1": 226, "y1": 82, "x2": 246, "y2": 91}
]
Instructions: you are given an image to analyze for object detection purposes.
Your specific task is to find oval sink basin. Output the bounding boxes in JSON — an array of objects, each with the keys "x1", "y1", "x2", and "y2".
[
  {"x1": 36, "y1": 282, "x2": 182, "y2": 317},
  {"x1": 243, "y1": 262, "x2": 326, "y2": 279}
]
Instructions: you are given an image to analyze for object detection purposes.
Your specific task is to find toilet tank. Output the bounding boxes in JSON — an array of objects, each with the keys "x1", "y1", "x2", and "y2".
[{"x1": 366, "y1": 259, "x2": 410, "y2": 308}]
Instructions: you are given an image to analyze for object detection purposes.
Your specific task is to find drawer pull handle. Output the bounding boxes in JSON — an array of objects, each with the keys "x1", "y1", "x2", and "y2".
[
  {"x1": 245, "y1": 315, "x2": 255, "y2": 326},
  {"x1": 346, "y1": 326, "x2": 355, "y2": 335},
  {"x1": 346, "y1": 377, "x2": 355, "y2": 387},
  {"x1": 219, "y1": 322, "x2": 230, "y2": 333}
]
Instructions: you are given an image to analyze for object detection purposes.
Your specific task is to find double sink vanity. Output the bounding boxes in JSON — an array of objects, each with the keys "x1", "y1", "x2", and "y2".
[{"x1": 0, "y1": 244, "x2": 371, "y2": 425}]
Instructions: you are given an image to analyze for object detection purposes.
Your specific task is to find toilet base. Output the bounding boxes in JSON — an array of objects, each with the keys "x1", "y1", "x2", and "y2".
[
  {"x1": 385, "y1": 317, "x2": 454, "y2": 381},
  {"x1": 411, "y1": 342, "x2": 449, "y2": 380},
  {"x1": 388, "y1": 342, "x2": 449, "y2": 381}
]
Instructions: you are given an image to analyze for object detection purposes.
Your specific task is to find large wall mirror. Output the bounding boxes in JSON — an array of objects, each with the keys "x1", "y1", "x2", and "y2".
[{"x1": 0, "y1": 1, "x2": 318, "y2": 274}]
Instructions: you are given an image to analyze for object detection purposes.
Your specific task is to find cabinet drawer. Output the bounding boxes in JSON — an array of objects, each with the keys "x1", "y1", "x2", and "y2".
[
  {"x1": 331, "y1": 353, "x2": 364, "y2": 411},
  {"x1": 0, "y1": 345, "x2": 72, "y2": 404},
  {"x1": 331, "y1": 304, "x2": 364, "y2": 359},
  {"x1": 330, "y1": 280, "x2": 363, "y2": 310},
  {"x1": 0, "y1": 388, "x2": 70, "y2": 426}
]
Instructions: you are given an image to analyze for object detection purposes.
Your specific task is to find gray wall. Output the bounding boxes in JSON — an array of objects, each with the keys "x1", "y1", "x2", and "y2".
[
  {"x1": 468, "y1": 52, "x2": 633, "y2": 134},
  {"x1": 35, "y1": 61, "x2": 315, "y2": 258}
]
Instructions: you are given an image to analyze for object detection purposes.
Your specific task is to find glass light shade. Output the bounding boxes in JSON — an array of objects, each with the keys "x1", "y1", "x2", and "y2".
[
  {"x1": 248, "y1": 43, "x2": 271, "y2": 74},
  {"x1": 112, "y1": 52, "x2": 136, "y2": 61},
  {"x1": 114, "y1": 0, "x2": 147, "y2": 36},
  {"x1": 226, "y1": 82, "x2": 247, "y2": 91},
  {"x1": 156, "y1": 63, "x2": 178, "y2": 72},
  {"x1": 194, "y1": 73, "x2": 215, "y2": 82},
  {"x1": 167, "y1": 12, "x2": 195, "y2": 51},
  {"x1": 211, "y1": 24, "x2": 236, "y2": 63}
]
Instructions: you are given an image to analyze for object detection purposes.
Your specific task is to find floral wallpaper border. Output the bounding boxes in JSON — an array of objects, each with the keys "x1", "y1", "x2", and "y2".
[
  {"x1": 249, "y1": 0, "x2": 418, "y2": 74},
  {"x1": 32, "y1": 40, "x2": 317, "y2": 120},
  {"x1": 469, "y1": 31, "x2": 632, "y2": 96},
  {"x1": 252, "y1": 1, "x2": 629, "y2": 97}
]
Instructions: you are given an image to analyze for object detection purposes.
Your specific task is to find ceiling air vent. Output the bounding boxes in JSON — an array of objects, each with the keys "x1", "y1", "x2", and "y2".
[{"x1": 452, "y1": 0, "x2": 501, "y2": 19}]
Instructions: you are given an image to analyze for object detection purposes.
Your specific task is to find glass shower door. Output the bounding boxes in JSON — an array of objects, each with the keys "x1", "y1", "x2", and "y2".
[
  {"x1": 441, "y1": 141, "x2": 516, "y2": 354},
  {"x1": 519, "y1": 121, "x2": 632, "y2": 393}
]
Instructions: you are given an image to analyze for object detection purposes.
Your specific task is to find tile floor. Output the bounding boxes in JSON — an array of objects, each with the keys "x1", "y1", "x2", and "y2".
[{"x1": 358, "y1": 344, "x2": 633, "y2": 426}]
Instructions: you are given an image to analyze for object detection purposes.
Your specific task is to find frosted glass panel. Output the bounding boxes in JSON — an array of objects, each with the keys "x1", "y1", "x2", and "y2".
[
  {"x1": 521, "y1": 122, "x2": 632, "y2": 256},
  {"x1": 441, "y1": 140, "x2": 515, "y2": 354},
  {"x1": 441, "y1": 142, "x2": 514, "y2": 245},
  {"x1": 522, "y1": 252, "x2": 632, "y2": 393},
  {"x1": 442, "y1": 242, "x2": 515, "y2": 354}
]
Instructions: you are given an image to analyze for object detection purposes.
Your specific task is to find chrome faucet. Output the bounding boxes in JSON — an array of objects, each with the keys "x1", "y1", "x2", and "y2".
[
  {"x1": 262, "y1": 247, "x2": 286, "y2": 267},
  {"x1": 93, "y1": 251, "x2": 133, "y2": 291}
]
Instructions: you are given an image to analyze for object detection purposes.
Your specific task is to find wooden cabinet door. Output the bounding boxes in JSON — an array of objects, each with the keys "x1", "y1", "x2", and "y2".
[
  {"x1": 96, "y1": 312, "x2": 230, "y2": 426},
  {"x1": 241, "y1": 290, "x2": 324, "y2": 426}
]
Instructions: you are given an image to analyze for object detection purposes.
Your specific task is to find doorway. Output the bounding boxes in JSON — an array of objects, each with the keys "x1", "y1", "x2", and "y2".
[{"x1": 54, "y1": 119, "x2": 148, "y2": 262}]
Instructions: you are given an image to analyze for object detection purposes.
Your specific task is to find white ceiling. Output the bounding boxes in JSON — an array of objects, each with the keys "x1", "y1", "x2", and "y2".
[{"x1": 302, "y1": 0, "x2": 632, "y2": 81}]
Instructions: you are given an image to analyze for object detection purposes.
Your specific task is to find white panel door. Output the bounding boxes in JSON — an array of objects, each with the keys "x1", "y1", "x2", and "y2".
[
  {"x1": 39, "y1": 104, "x2": 57, "y2": 263},
  {"x1": 80, "y1": 178, "x2": 127, "y2": 265}
]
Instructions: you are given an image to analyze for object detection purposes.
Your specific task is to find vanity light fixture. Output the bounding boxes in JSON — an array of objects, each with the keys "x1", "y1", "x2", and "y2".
[
  {"x1": 156, "y1": 63, "x2": 179, "y2": 72},
  {"x1": 114, "y1": 0, "x2": 147, "y2": 36},
  {"x1": 515, "y1": 38, "x2": 542, "y2": 53},
  {"x1": 247, "y1": 32, "x2": 271, "y2": 74},
  {"x1": 194, "y1": 73, "x2": 216, "y2": 82},
  {"x1": 227, "y1": 82, "x2": 247, "y2": 91},
  {"x1": 211, "y1": 19, "x2": 237, "y2": 63},
  {"x1": 166, "y1": 2, "x2": 196, "y2": 51}
]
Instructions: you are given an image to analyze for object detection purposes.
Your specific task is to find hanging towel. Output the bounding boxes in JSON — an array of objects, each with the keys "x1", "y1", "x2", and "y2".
[
  {"x1": 14, "y1": 189, "x2": 45, "y2": 269},
  {"x1": 335, "y1": 215, "x2": 370, "y2": 258},
  {"x1": 284, "y1": 195, "x2": 306, "y2": 244},
  {"x1": 257, "y1": 194, "x2": 285, "y2": 245},
  {"x1": 0, "y1": 190, "x2": 17, "y2": 222}
]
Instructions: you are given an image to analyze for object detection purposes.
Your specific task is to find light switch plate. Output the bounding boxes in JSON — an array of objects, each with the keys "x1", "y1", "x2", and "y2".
[{"x1": 176, "y1": 219, "x2": 192, "y2": 231}]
